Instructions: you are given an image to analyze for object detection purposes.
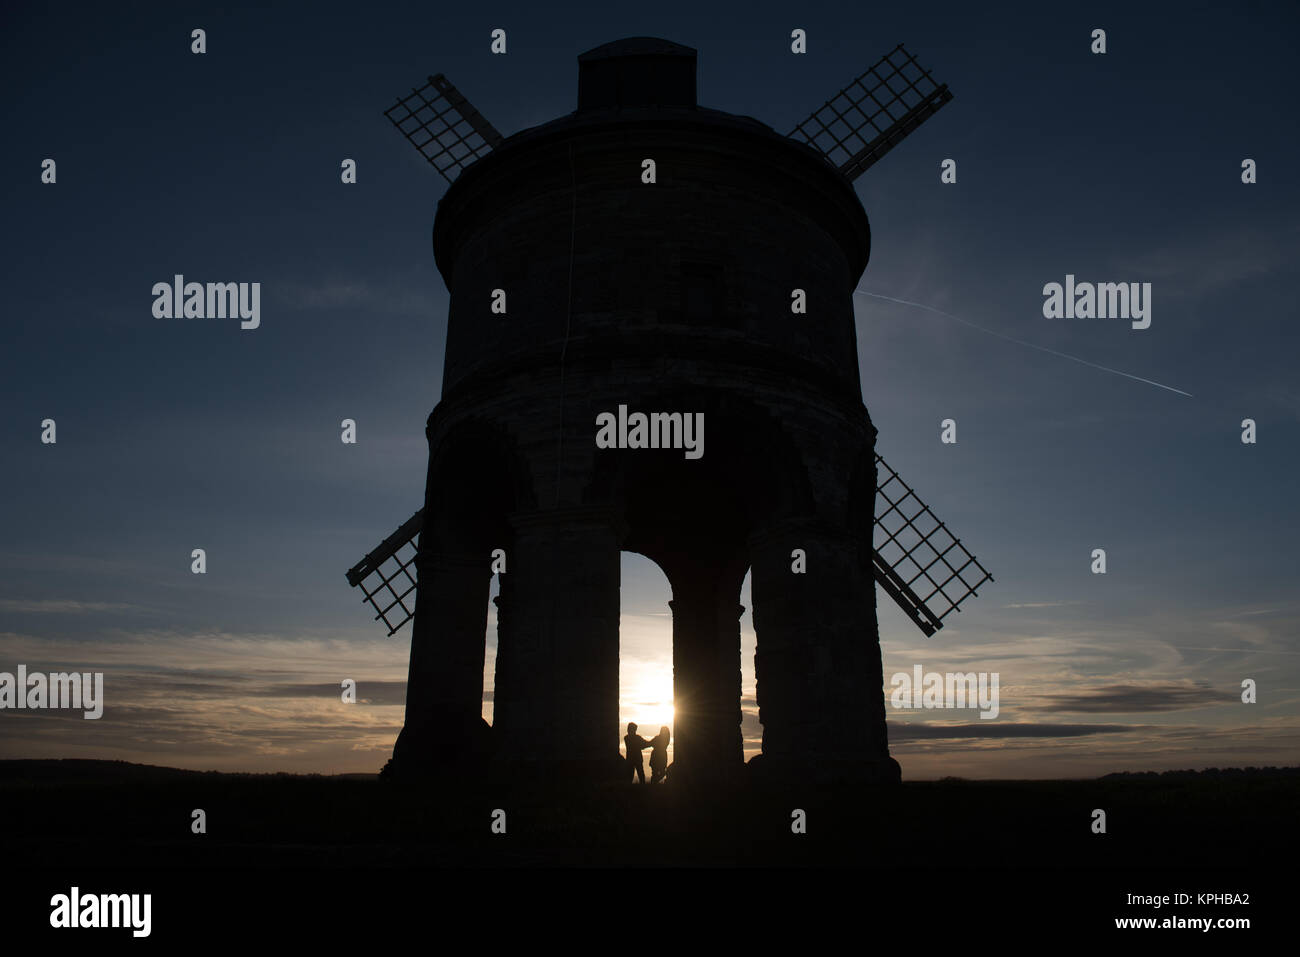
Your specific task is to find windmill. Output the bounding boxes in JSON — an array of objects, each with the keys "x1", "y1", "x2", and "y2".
[{"x1": 351, "y1": 39, "x2": 991, "y2": 783}]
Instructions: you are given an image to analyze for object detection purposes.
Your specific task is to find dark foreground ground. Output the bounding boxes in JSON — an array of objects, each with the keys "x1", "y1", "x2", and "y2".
[
  {"x1": 3, "y1": 760, "x2": 1291, "y2": 939},
  {"x1": 3, "y1": 759, "x2": 1296, "y2": 867}
]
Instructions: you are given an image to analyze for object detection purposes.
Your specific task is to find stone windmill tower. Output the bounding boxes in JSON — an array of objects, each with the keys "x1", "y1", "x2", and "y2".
[{"x1": 348, "y1": 37, "x2": 991, "y2": 784}]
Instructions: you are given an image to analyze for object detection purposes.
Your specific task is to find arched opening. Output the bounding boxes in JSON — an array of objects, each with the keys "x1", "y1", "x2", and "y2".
[
  {"x1": 580, "y1": 389, "x2": 818, "y2": 780},
  {"x1": 483, "y1": 571, "x2": 500, "y2": 727},
  {"x1": 619, "y1": 551, "x2": 675, "y2": 772},
  {"x1": 739, "y1": 567, "x2": 759, "y2": 762}
]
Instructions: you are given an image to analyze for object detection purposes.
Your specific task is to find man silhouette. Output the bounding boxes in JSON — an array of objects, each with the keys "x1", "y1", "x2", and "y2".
[{"x1": 624, "y1": 722, "x2": 651, "y2": 784}]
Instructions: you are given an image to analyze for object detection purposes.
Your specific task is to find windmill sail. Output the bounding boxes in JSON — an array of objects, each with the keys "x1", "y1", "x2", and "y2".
[
  {"x1": 384, "y1": 74, "x2": 504, "y2": 184},
  {"x1": 346, "y1": 509, "x2": 424, "y2": 635},
  {"x1": 788, "y1": 43, "x2": 952, "y2": 182},
  {"x1": 872, "y1": 453, "x2": 991, "y2": 636}
]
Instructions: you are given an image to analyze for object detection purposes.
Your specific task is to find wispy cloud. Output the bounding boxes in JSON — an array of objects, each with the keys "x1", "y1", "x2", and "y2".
[
  {"x1": 273, "y1": 277, "x2": 439, "y2": 318},
  {"x1": 1034, "y1": 681, "x2": 1229, "y2": 714},
  {"x1": 1120, "y1": 224, "x2": 1300, "y2": 300},
  {"x1": 1002, "y1": 601, "x2": 1083, "y2": 610},
  {"x1": 251, "y1": 680, "x2": 408, "y2": 706},
  {"x1": 0, "y1": 599, "x2": 158, "y2": 615},
  {"x1": 891, "y1": 722, "x2": 1135, "y2": 739}
]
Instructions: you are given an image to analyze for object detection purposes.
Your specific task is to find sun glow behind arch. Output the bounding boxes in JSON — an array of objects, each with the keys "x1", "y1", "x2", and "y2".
[{"x1": 620, "y1": 647, "x2": 675, "y2": 731}]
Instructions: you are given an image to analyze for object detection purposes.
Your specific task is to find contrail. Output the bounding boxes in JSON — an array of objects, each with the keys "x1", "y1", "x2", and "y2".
[{"x1": 854, "y1": 290, "x2": 1194, "y2": 398}]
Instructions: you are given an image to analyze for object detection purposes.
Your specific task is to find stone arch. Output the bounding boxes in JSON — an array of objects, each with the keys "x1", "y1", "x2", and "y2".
[{"x1": 579, "y1": 390, "x2": 816, "y2": 779}]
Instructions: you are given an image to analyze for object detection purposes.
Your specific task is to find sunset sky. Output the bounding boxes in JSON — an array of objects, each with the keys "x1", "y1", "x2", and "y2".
[{"x1": 2, "y1": 1, "x2": 1297, "y2": 778}]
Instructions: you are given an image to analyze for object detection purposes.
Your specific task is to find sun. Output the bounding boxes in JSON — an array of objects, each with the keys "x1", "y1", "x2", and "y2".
[{"x1": 620, "y1": 657, "x2": 675, "y2": 735}]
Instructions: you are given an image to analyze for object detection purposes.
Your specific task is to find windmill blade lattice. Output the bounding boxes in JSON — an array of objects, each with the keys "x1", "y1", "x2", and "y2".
[
  {"x1": 788, "y1": 43, "x2": 952, "y2": 182},
  {"x1": 384, "y1": 74, "x2": 504, "y2": 184},
  {"x1": 346, "y1": 509, "x2": 424, "y2": 635},
  {"x1": 871, "y1": 453, "x2": 992, "y2": 636}
]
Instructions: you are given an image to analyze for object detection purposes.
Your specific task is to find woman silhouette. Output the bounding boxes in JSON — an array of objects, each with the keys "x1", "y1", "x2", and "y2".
[{"x1": 649, "y1": 726, "x2": 670, "y2": 783}]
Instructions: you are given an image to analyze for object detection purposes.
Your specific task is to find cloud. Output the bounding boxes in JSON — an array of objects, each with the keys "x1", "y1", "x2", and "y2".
[
  {"x1": 1120, "y1": 224, "x2": 1300, "y2": 300},
  {"x1": 890, "y1": 722, "x2": 1134, "y2": 740},
  {"x1": 1034, "y1": 681, "x2": 1228, "y2": 713},
  {"x1": 250, "y1": 680, "x2": 409, "y2": 706},
  {"x1": 0, "y1": 599, "x2": 156, "y2": 615},
  {"x1": 0, "y1": 628, "x2": 414, "y2": 772},
  {"x1": 1001, "y1": 601, "x2": 1083, "y2": 609},
  {"x1": 272, "y1": 277, "x2": 439, "y2": 318}
]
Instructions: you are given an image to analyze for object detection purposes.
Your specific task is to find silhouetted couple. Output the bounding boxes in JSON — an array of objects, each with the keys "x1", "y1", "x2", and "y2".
[{"x1": 625, "y1": 722, "x2": 669, "y2": 784}]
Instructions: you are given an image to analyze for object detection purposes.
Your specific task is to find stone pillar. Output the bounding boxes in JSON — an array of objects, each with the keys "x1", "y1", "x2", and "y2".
[
  {"x1": 668, "y1": 564, "x2": 745, "y2": 782},
  {"x1": 392, "y1": 550, "x2": 493, "y2": 774},
  {"x1": 748, "y1": 518, "x2": 899, "y2": 783},
  {"x1": 492, "y1": 507, "x2": 623, "y2": 780}
]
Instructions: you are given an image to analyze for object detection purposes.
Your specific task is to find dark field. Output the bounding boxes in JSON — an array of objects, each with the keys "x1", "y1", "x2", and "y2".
[
  {"x1": 3, "y1": 760, "x2": 1286, "y2": 941},
  {"x1": 3, "y1": 759, "x2": 1295, "y2": 868}
]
